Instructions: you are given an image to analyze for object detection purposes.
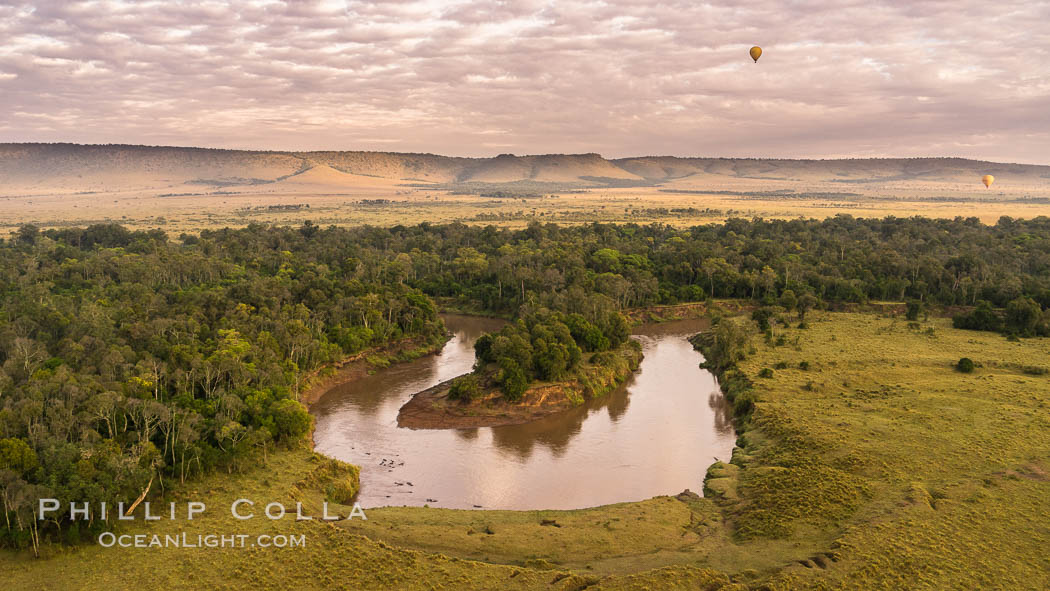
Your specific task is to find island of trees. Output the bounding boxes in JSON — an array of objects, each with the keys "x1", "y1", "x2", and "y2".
[{"x1": 398, "y1": 308, "x2": 640, "y2": 429}]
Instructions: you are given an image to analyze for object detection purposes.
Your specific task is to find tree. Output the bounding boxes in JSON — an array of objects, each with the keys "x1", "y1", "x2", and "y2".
[
  {"x1": 16, "y1": 224, "x2": 39, "y2": 245},
  {"x1": 271, "y1": 399, "x2": 312, "y2": 440},
  {"x1": 498, "y1": 359, "x2": 528, "y2": 401},
  {"x1": 1006, "y1": 296, "x2": 1041, "y2": 336},
  {"x1": 953, "y1": 301, "x2": 1003, "y2": 333},
  {"x1": 778, "y1": 290, "x2": 797, "y2": 315},
  {"x1": 702, "y1": 258, "x2": 731, "y2": 298},
  {"x1": 0, "y1": 438, "x2": 37, "y2": 476},
  {"x1": 797, "y1": 293, "x2": 818, "y2": 323},
  {"x1": 759, "y1": 266, "x2": 778, "y2": 300},
  {"x1": 703, "y1": 319, "x2": 750, "y2": 372},
  {"x1": 905, "y1": 299, "x2": 923, "y2": 321},
  {"x1": 591, "y1": 248, "x2": 622, "y2": 273}
]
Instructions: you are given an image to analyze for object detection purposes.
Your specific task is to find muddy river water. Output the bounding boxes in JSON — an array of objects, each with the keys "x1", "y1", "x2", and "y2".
[{"x1": 311, "y1": 315, "x2": 736, "y2": 510}]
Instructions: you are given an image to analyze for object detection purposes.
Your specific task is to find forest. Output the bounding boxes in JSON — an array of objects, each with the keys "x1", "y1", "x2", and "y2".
[{"x1": 4, "y1": 214, "x2": 1050, "y2": 551}]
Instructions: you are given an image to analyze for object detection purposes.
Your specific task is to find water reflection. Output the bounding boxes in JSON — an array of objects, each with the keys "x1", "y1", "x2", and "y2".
[{"x1": 312, "y1": 314, "x2": 736, "y2": 510}]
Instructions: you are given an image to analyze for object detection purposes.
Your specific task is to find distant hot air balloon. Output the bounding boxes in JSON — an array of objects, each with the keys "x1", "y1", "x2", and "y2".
[
  {"x1": 982, "y1": 174, "x2": 994, "y2": 188},
  {"x1": 750, "y1": 46, "x2": 762, "y2": 63}
]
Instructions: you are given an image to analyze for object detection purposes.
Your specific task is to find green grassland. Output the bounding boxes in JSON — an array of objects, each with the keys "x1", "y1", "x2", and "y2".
[
  {"x1": 738, "y1": 312, "x2": 1050, "y2": 589},
  {"x1": 4, "y1": 310, "x2": 1049, "y2": 589}
]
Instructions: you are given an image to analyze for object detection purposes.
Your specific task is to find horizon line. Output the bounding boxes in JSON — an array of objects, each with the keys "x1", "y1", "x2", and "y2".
[{"x1": 2, "y1": 142, "x2": 1046, "y2": 167}]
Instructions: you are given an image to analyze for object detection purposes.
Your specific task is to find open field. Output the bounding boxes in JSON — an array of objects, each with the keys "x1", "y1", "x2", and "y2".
[
  {"x1": 725, "y1": 310, "x2": 1050, "y2": 589},
  {"x1": 5, "y1": 308, "x2": 1049, "y2": 589},
  {"x1": 4, "y1": 145, "x2": 1050, "y2": 232},
  {"x1": 8, "y1": 188, "x2": 1050, "y2": 234}
]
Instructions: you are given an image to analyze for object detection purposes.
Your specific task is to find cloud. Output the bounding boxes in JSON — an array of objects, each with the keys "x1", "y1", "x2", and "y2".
[{"x1": 0, "y1": 0, "x2": 1047, "y2": 163}]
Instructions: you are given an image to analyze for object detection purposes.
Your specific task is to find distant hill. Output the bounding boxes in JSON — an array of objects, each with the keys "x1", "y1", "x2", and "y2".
[
  {"x1": 613, "y1": 156, "x2": 1050, "y2": 185},
  {"x1": 1, "y1": 143, "x2": 1048, "y2": 196}
]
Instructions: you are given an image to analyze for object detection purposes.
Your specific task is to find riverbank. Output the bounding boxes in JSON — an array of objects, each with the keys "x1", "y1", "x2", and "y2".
[
  {"x1": 299, "y1": 332, "x2": 450, "y2": 409},
  {"x1": 396, "y1": 339, "x2": 643, "y2": 429},
  {"x1": 625, "y1": 300, "x2": 752, "y2": 324}
]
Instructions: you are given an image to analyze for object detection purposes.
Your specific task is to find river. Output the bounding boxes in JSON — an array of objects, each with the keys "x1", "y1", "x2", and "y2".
[{"x1": 311, "y1": 314, "x2": 736, "y2": 510}]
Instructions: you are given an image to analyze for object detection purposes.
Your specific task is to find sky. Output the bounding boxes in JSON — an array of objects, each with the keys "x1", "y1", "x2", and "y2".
[{"x1": 0, "y1": 0, "x2": 1048, "y2": 163}]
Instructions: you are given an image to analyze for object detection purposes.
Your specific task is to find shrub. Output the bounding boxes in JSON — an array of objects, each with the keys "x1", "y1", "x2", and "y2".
[
  {"x1": 697, "y1": 318, "x2": 751, "y2": 372},
  {"x1": 1006, "y1": 296, "x2": 1042, "y2": 336},
  {"x1": 732, "y1": 391, "x2": 756, "y2": 416},
  {"x1": 752, "y1": 307, "x2": 774, "y2": 331},
  {"x1": 953, "y1": 300, "x2": 1003, "y2": 333},
  {"x1": 718, "y1": 369, "x2": 756, "y2": 420},
  {"x1": 758, "y1": 368, "x2": 774, "y2": 378},
  {"x1": 905, "y1": 299, "x2": 923, "y2": 321},
  {"x1": 774, "y1": 361, "x2": 789, "y2": 370},
  {"x1": 271, "y1": 399, "x2": 313, "y2": 441},
  {"x1": 955, "y1": 357, "x2": 975, "y2": 373},
  {"x1": 498, "y1": 359, "x2": 529, "y2": 401},
  {"x1": 798, "y1": 361, "x2": 810, "y2": 370},
  {"x1": 447, "y1": 374, "x2": 482, "y2": 401}
]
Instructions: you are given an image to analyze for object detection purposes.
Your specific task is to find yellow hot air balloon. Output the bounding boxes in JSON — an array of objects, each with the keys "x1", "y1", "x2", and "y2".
[
  {"x1": 982, "y1": 174, "x2": 994, "y2": 188},
  {"x1": 750, "y1": 46, "x2": 762, "y2": 63}
]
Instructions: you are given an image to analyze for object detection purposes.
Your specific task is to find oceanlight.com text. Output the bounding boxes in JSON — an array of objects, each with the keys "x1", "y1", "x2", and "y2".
[{"x1": 97, "y1": 532, "x2": 306, "y2": 549}]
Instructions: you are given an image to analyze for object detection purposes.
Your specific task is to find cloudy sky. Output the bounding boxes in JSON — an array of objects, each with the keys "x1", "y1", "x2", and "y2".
[{"x1": 0, "y1": 0, "x2": 1047, "y2": 162}]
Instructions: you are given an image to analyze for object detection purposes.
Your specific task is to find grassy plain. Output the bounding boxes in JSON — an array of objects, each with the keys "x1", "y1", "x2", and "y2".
[
  {"x1": 7, "y1": 186, "x2": 1050, "y2": 235},
  {"x1": 4, "y1": 310, "x2": 1050, "y2": 589},
  {"x1": 737, "y1": 312, "x2": 1050, "y2": 589}
]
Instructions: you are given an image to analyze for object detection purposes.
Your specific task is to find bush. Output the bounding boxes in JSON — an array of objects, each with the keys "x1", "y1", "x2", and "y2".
[
  {"x1": 953, "y1": 300, "x2": 1003, "y2": 333},
  {"x1": 1006, "y1": 296, "x2": 1042, "y2": 336},
  {"x1": 300, "y1": 457, "x2": 360, "y2": 505},
  {"x1": 447, "y1": 374, "x2": 482, "y2": 401},
  {"x1": 752, "y1": 307, "x2": 775, "y2": 331},
  {"x1": 498, "y1": 359, "x2": 529, "y2": 401},
  {"x1": 697, "y1": 318, "x2": 751, "y2": 372},
  {"x1": 955, "y1": 358, "x2": 975, "y2": 373},
  {"x1": 758, "y1": 368, "x2": 774, "y2": 378},
  {"x1": 589, "y1": 351, "x2": 618, "y2": 366},
  {"x1": 732, "y1": 390, "x2": 756, "y2": 416},
  {"x1": 774, "y1": 361, "x2": 789, "y2": 370},
  {"x1": 905, "y1": 299, "x2": 923, "y2": 321},
  {"x1": 271, "y1": 399, "x2": 312, "y2": 440}
]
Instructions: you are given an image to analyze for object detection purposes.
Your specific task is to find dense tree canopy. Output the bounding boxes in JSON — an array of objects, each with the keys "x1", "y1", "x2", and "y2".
[
  {"x1": 472, "y1": 309, "x2": 628, "y2": 400},
  {"x1": 0, "y1": 223, "x2": 444, "y2": 551}
]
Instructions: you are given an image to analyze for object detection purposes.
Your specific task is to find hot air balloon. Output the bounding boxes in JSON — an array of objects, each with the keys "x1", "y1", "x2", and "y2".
[
  {"x1": 982, "y1": 174, "x2": 994, "y2": 188},
  {"x1": 750, "y1": 46, "x2": 762, "y2": 63}
]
